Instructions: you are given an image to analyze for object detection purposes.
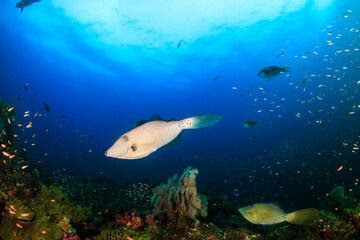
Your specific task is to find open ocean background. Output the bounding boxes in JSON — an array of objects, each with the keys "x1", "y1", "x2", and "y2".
[{"x1": 1, "y1": 0, "x2": 360, "y2": 212}]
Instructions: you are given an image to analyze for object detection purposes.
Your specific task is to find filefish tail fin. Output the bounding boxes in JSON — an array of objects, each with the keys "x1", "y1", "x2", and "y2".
[
  {"x1": 181, "y1": 115, "x2": 222, "y2": 129},
  {"x1": 286, "y1": 208, "x2": 319, "y2": 225}
]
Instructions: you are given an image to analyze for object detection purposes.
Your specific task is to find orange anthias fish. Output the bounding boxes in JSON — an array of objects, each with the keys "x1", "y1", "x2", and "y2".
[
  {"x1": 105, "y1": 115, "x2": 222, "y2": 159},
  {"x1": 239, "y1": 203, "x2": 319, "y2": 225}
]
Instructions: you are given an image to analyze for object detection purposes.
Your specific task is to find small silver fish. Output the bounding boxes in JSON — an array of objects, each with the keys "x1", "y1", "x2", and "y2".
[
  {"x1": 239, "y1": 203, "x2": 319, "y2": 225},
  {"x1": 106, "y1": 115, "x2": 222, "y2": 159}
]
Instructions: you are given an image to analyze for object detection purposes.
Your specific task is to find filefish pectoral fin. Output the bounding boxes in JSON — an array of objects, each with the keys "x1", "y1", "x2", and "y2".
[
  {"x1": 131, "y1": 142, "x2": 156, "y2": 153},
  {"x1": 21, "y1": 8, "x2": 24, "y2": 13},
  {"x1": 165, "y1": 132, "x2": 182, "y2": 148},
  {"x1": 129, "y1": 143, "x2": 138, "y2": 152},
  {"x1": 286, "y1": 208, "x2": 319, "y2": 225}
]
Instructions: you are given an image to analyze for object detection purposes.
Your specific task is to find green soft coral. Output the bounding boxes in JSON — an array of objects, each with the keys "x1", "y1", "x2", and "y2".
[{"x1": 29, "y1": 185, "x2": 92, "y2": 223}]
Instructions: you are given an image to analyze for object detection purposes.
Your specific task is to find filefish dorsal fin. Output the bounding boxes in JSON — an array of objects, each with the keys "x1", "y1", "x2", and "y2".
[
  {"x1": 134, "y1": 114, "x2": 164, "y2": 128},
  {"x1": 149, "y1": 114, "x2": 164, "y2": 121},
  {"x1": 134, "y1": 120, "x2": 149, "y2": 128}
]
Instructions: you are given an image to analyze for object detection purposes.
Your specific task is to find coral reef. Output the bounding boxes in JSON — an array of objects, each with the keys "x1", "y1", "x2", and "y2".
[
  {"x1": 94, "y1": 222, "x2": 152, "y2": 240},
  {"x1": 58, "y1": 216, "x2": 72, "y2": 232},
  {"x1": 151, "y1": 167, "x2": 208, "y2": 224},
  {"x1": 0, "y1": 103, "x2": 92, "y2": 239},
  {"x1": 0, "y1": 102, "x2": 15, "y2": 145},
  {"x1": 145, "y1": 214, "x2": 156, "y2": 226},
  {"x1": 323, "y1": 186, "x2": 357, "y2": 214},
  {"x1": 57, "y1": 176, "x2": 153, "y2": 215},
  {"x1": 115, "y1": 212, "x2": 143, "y2": 229},
  {"x1": 29, "y1": 185, "x2": 92, "y2": 223},
  {"x1": 0, "y1": 184, "x2": 92, "y2": 239},
  {"x1": 1, "y1": 101, "x2": 360, "y2": 239},
  {"x1": 95, "y1": 219, "x2": 264, "y2": 240},
  {"x1": 267, "y1": 209, "x2": 360, "y2": 240},
  {"x1": 61, "y1": 231, "x2": 80, "y2": 240},
  {"x1": 0, "y1": 215, "x2": 63, "y2": 240}
]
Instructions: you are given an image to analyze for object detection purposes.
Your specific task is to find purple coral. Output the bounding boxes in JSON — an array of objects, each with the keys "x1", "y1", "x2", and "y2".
[{"x1": 61, "y1": 231, "x2": 80, "y2": 240}]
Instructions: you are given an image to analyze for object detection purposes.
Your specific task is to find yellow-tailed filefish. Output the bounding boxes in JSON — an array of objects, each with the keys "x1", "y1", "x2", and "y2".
[
  {"x1": 106, "y1": 114, "x2": 222, "y2": 159},
  {"x1": 239, "y1": 203, "x2": 319, "y2": 225}
]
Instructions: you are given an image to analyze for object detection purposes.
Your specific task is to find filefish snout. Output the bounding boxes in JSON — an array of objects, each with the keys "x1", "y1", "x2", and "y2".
[
  {"x1": 106, "y1": 133, "x2": 149, "y2": 160},
  {"x1": 106, "y1": 135, "x2": 132, "y2": 159}
]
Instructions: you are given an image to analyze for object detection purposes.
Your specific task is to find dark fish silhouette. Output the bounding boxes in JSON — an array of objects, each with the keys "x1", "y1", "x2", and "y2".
[
  {"x1": 244, "y1": 121, "x2": 261, "y2": 128},
  {"x1": 177, "y1": 39, "x2": 183, "y2": 48},
  {"x1": 258, "y1": 66, "x2": 290, "y2": 80},
  {"x1": 276, "y1": 52, "x2": 284, "y2": 58},
  {"x1": 213, "y1": 75, "x2": 221, "y2": 80},
  {"x1": 43, "y1": 102, "x2": 51, "y2": 112},
  {"x1": 30, "y1": 92, "x2": 36, "y2": 103},
  {"x1": 16, "y1": 0, "x2": 41, "y2": 13}
]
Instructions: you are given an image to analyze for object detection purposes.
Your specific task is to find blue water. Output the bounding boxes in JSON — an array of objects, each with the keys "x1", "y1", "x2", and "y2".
[{"x1": 1, "y1": 0, "x2": 359, "y2": 211}]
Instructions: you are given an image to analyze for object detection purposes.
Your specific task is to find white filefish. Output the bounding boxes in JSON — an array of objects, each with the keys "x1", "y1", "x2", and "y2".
[{"x1": 105, "y1": 115, "x2": 222, "y2": 159}]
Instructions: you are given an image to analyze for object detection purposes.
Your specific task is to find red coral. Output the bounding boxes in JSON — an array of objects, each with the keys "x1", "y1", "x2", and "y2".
[
  {"x1": 115, "y1": 212, "x2": 143, "y2": 229},
  {"x1": 61, "y1": 231, "x2": 80, "y2": 240},
  {"x1": 145, "y1": 214, "x2": 155, "y2": 226}
]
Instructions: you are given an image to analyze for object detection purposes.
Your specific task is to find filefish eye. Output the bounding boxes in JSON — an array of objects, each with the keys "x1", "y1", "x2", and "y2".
[{"x1": 122, "y1": 135, "x2": 128, "y2": 141}]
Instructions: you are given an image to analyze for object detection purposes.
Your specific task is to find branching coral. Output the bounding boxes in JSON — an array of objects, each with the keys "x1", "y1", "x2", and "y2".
[{"x1": 151, "y1": 167, "x2": 208, "y2": 223}]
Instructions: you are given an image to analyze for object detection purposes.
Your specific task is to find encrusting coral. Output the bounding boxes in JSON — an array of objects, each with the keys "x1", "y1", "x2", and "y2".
[{"x1": 151, "y1": 166, "x2": 208, "y2": 224}]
